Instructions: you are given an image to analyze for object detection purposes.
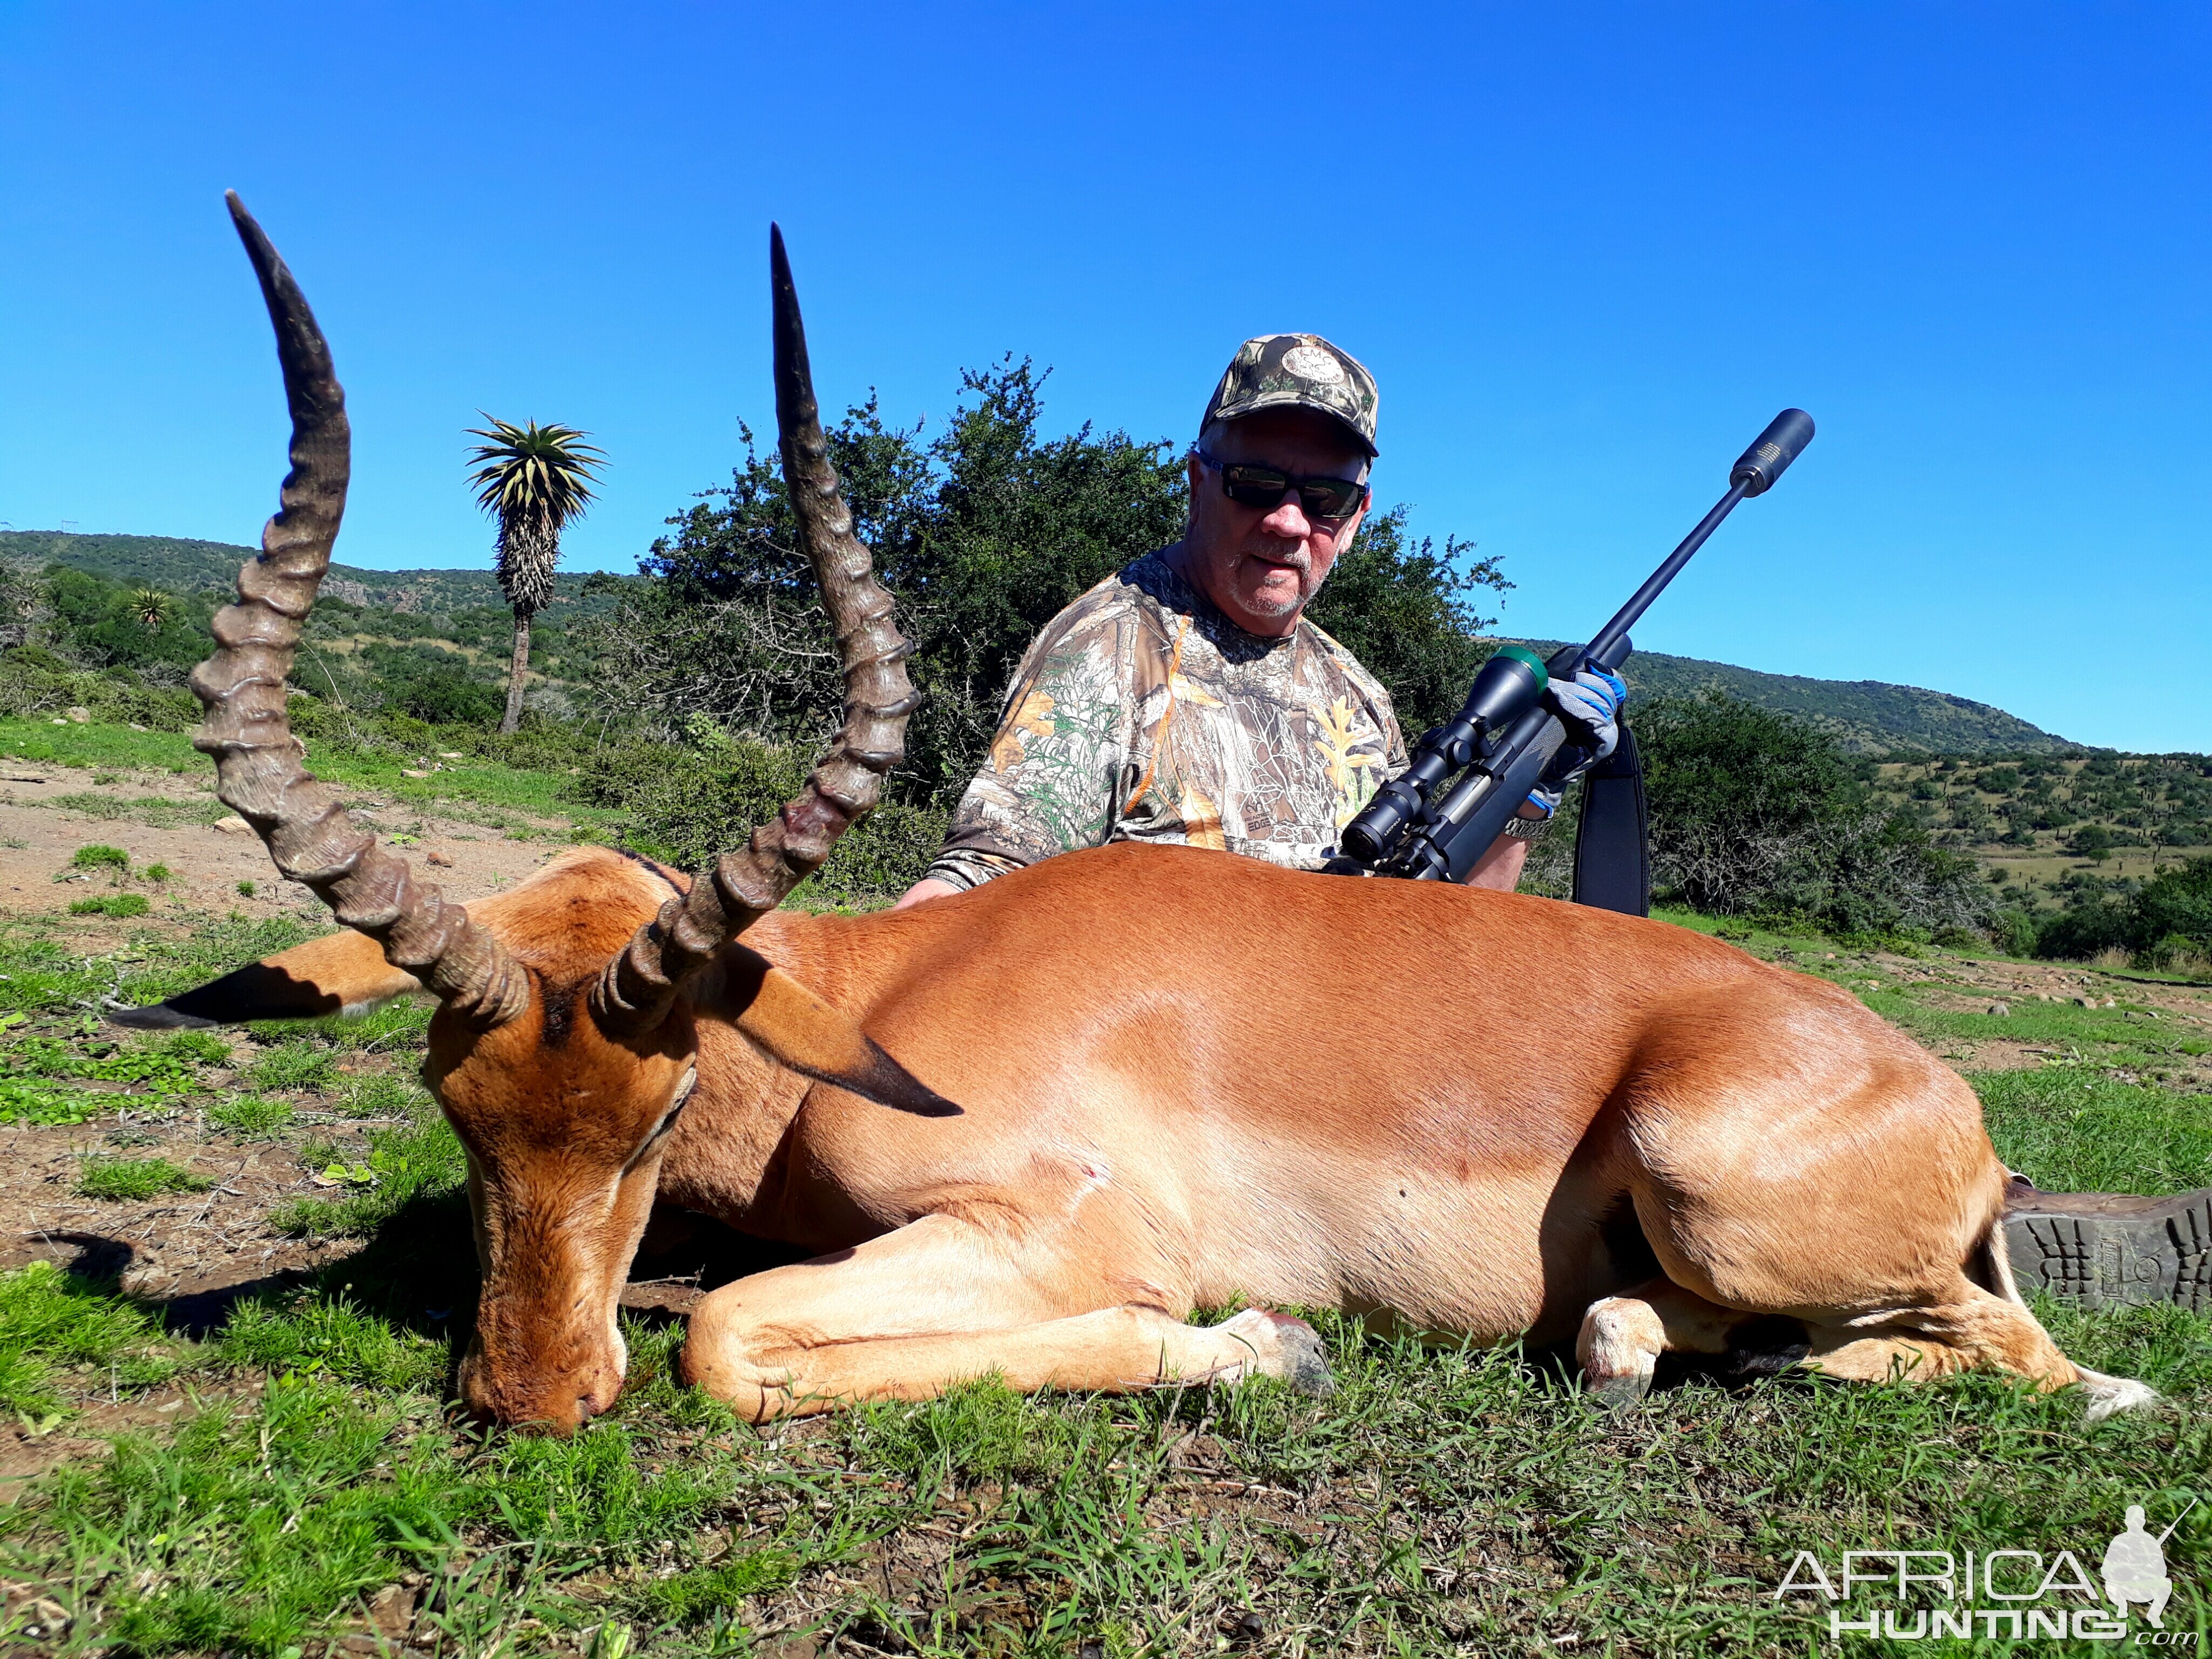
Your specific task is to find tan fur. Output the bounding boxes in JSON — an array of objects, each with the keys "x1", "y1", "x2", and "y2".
[{"x1": 206, "y1": 839, "x2": 2130, "y2": 1430}]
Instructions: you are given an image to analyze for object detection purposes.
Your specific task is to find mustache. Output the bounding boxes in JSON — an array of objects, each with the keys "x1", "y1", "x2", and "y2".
[{"x1": 1238, "y1": 539, "x2": 1312, "y2": 573}]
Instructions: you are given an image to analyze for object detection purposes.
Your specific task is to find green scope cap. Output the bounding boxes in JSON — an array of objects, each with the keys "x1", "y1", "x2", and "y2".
[{"x1": 1494, "y1": 645, "x2": 1549, "y2": 691}]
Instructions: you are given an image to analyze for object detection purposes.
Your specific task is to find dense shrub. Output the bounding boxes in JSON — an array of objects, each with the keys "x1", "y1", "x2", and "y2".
[
  {"x1": 0, "y1": 644, "x2": 198, "y2": 729},
  {"x1": 571, "y1": 717, "x2": 947, "y2": 903},
  {"x1": 2038, "y1": 855, "x2": 2212, "y2": 968},
  {"x1": 388, "y1": 663, "x2": 503, "y2": 726},
  {"x1": 1637, "y1": 691, "x2": 1993, "y2": 939},
  {"x1": 599, "y1": 359, "x2": 1508, "y2": 807}
]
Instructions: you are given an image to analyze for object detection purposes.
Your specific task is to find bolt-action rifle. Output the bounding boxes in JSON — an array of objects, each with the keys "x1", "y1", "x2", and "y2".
[{"x1": 1338, "y1": 409, "x2": 1816, "y2": 906}]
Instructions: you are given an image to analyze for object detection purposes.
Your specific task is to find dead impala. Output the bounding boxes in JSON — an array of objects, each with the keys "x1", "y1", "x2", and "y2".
[{"x1": 122, "y1": 194, "x2": 2153, "y2": 1434}]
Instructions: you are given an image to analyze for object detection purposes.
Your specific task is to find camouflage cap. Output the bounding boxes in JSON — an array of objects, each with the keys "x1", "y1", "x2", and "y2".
[{"x1": 1201, "y1": 333, "x2": 1379, "y2": 457}]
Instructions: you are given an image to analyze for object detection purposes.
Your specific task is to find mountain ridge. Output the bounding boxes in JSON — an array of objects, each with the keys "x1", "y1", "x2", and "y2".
[{"x1": 7, "y1": 529, "x2": 2089, "y2": 756}]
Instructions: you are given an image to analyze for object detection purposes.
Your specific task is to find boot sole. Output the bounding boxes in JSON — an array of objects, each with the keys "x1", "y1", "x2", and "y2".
[{"x1": 2002, "y1": 1185, "x2": 2212, "y2": 1313}]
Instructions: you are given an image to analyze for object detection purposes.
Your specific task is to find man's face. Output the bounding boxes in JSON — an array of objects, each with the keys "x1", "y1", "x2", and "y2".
[{"x1": 1179, "y1": 409, "x2": 1371, "y2": 637}]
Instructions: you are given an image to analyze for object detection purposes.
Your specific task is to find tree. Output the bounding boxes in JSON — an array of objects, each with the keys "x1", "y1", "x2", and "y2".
[
  {"x1": 1636, "y1": 690, "x2": 1993, "y2": 937},
  {"x1": 466, "y1": 417, "x2": 606, "y2": 733},
  {"x1": 130, "y1": 587, "x2": 173, "y2": 631},
  {"x1": 624, "y1": 360, "x2": 1190, "y2": 800},
  {"x1": 609, "y1": 356, "x2": 1512, "y2": 806}
]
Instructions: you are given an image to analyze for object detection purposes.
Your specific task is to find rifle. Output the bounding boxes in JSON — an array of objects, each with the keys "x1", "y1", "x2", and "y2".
[{"x1": 1338, "y1": 409, "x2": 1816, "y2": 898}]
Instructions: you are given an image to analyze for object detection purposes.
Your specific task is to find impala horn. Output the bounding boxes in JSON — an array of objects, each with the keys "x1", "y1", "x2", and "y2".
[
  {"x1": 190, "y1": 193, "x2": 529, "y2": 1028},
  {"x1": 591, "y1": 225, "x2": 921, "y2": 1034}
]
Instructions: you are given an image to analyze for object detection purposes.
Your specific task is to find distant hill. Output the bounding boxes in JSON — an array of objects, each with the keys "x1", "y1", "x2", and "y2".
[
  {"x1": 8, "y1": 529, "x2": 2084, "y2": 757},
  {"x1": 1501, "y1": 638, "x2": 2080, "y2": 757},
  {"x1": 0, "y1": 530, "x2": 605, "y2": 617}
]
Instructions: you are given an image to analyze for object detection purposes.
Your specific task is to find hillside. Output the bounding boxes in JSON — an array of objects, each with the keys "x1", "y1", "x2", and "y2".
[
  {"x1": 4, "y1": 529, "x2": 2084, "y2": 757},
  {"x1": 1499, "y1": 637, "x2": 2078, "y2": 756},
  {"x1": 0, "y1": 530, "x2": 608, "y2": 615}
]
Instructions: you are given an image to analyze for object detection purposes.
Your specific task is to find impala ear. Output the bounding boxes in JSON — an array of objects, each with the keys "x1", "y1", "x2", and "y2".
[
  {"x1": 110, "y1": 928, "x2": 423, "y2": 1029},
  {"x1": 721, "y1": 950, "x2": 959, "y2": 1118}
]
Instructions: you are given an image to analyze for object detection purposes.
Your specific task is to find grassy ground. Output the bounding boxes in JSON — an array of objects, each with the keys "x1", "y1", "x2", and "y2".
[
  {"x1": 1, "y1": 907, "x2": 2208, "y2": 1655},
  {"x1": 0, "y1": 720, "x2": 610, "y2": 841}
]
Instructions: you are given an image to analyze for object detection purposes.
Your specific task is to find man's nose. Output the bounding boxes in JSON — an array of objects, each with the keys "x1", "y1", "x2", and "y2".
[{"x1": 1260, "y1": 495, "x2": 1312, "y2": 541}]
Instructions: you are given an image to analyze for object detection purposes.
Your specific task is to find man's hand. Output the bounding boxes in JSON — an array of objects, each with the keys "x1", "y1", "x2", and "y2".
[
  {"x1": 893, "y1": 878, "x2": 962, "y2": 911},
  {"x1": 1551, "y1": 666, "x2": 1626, "y2": 763}
]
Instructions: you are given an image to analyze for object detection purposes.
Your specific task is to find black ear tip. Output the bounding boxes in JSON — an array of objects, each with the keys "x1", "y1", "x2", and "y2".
[{"x1": 106, "y1": 1001, "x2": 214, "y2": 1031}]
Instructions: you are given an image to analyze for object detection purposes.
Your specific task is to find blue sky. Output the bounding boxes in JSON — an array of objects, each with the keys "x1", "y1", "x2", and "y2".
[{"x1": 2, "y1": 4, "x2": 2206, "y2": 751}]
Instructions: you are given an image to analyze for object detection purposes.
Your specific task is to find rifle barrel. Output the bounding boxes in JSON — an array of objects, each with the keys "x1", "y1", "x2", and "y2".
[{"x1": 1583, "y1": 480, "x2": 1746, "y2": 670}]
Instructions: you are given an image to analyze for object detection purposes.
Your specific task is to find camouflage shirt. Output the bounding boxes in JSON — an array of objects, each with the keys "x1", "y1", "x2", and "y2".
[{"x1": 925, "y1": 552, "x2": 1408, "y2": 889}]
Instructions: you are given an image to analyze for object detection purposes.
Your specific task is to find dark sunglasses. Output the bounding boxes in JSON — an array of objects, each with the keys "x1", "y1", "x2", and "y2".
[{"x1": 1196, "y1": 450, "x2": 1370, "y2": 523}]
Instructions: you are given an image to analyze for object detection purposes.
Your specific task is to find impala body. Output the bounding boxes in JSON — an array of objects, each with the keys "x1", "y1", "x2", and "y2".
[{"x1": 129, "y1": 198, "x2": 2153, "y2": 1433}]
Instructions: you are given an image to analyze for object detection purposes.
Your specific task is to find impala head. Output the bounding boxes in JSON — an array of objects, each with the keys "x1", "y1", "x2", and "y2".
[{"x1": 121, "y1": 195, "x2": 945, "y2": 1432}]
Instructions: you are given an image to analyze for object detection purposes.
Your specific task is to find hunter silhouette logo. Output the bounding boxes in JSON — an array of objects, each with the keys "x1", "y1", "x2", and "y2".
[
  {"x1": 2105, "y1": 1499, "x2": 2197, "y2": 1629},
  {"x1": 1772, "y1": 1498, "x2": 2199, "y2": 1643}
]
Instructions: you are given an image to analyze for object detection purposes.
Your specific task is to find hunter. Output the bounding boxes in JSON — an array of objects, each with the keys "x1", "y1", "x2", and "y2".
[{"x1": 897, "y1": 333, "x2": 1627, "y2": 907}]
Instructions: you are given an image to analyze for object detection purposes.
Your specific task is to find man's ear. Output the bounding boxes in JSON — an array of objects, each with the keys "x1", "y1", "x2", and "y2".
[{"x1": 110, "y1": 929, "x2": 421, "y2": 1028}]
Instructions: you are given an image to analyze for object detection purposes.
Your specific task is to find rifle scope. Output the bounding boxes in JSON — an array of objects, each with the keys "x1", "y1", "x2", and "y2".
[{"x1": 1338, "y1": 408, "x2": 1814, "y2": 880}]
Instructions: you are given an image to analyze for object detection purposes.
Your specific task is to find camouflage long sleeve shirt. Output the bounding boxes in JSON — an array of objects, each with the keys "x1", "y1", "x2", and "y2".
[{"x1": 925, "y1": 552, "x2": 1408, "y2": 889}]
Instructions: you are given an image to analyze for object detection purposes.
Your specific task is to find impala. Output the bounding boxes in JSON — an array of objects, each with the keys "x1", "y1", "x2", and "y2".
[{"x1": 123, "y1": 195, "x2": 2153, "y2": 1434}]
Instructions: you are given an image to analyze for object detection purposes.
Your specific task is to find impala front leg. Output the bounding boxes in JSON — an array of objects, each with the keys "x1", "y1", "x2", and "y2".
[{"x1": 679, "y1": 1213, "x2": 1333, "y2": 1420}]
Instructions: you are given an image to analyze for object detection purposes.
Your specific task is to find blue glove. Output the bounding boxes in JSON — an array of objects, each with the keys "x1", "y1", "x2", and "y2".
[{"x1": 1550, "y1": 666, "x2": 1626, "y2": 764}]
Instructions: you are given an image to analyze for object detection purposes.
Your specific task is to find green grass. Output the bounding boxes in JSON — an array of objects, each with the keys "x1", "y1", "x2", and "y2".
[
  {"x1": 68, "y1": 842, "x2": 131, "y2": 871},
  {"x1": 268, "y1": 1106, "x2": 469, "y2": 1240},
  {"x1": 0, "y1": 1293, "x2": 2203, "y2": 1657},
  {"x1": 0, "y1": 714, "x2": 615, "y2": 835},
  {"x1": 66, "y1": 892, "x2": 150, "y2": 918},
  {"x1": 0, "y1": 1260, "x2": 181, "y2": 1419},
  {"x1": 1977, "y1": 1067, "x2": 2212, "y2": 1194},
  {"x1": 76, "y1": 1154, "x2": 213, "y2": 1201},
  {"x1": 246, "y1": 1040, "x2": 339, "y2": 1094},
  {"x1": 205, "y1": 1093, "x2": 294, "y2": 1139}
]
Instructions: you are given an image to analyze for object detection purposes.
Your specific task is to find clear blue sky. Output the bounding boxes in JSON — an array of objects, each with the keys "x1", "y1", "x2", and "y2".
[{"x1": 3, "y1": 4, "x2": 2206, "y2": 751}]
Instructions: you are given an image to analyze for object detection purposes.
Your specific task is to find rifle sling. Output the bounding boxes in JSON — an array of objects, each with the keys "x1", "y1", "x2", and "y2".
[{"x1": 1571, "y1": 721, "x2": 1650, "y2": 917}]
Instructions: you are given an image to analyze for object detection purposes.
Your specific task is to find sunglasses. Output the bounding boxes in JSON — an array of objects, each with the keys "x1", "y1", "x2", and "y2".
[{"x1": 1196, "y1": 450, "x2": 1370, "y2": 523}]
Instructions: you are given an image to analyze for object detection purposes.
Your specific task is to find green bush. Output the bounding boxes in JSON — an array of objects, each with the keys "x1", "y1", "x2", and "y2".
[
  {"x1": 1637, "y1": 692, "x2": 1994, "y2": 939},
  {"x1": 2039, "y1": 854, "x2": 2212, "y2": 966},
  {"x1": 0, "y1": 648, "x2": 198, "y2": 730},
  {"x1": 389, "y1": 662, "x2": 503, "y2": 726},
  {"x1": 581, "y1": 716, "x2": 949, "y2": 903}
]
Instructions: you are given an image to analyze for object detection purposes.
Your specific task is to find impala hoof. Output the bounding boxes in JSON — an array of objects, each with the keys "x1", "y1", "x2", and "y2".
[
  {"x1": 1584, "y1": 1368, "x2": 1654, "y2": 1411},
  {"x1": 1213, "y1": 1309, "x2": 1336, "y2": 1397}
]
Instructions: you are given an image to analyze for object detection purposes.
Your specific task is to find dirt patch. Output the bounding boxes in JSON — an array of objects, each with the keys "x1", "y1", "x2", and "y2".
[
  {"x1": 1755, "y1": 939, "x2": 2212, "y2": 1081},
  {"x1": 1, "y1": 761, "x2": 560, "y2": 923}
]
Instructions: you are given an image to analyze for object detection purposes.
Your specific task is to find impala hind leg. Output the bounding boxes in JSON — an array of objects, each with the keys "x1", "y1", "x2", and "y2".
[
  {"x1": 1575, "y1": 1276, "x2": 1768, "y2": 1407},
  {"x1": 679, "y1": 1213, "x2": 1332, "y2": 1421},
  {"x1": 1798, "y1": 1286, "x2": 2165, "y2": 1419}
]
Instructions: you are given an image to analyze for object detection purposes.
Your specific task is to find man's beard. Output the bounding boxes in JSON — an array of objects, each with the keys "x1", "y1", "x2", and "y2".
[{"x1": 1237, "y1": 544, "x2": 1314, "y2": 617}]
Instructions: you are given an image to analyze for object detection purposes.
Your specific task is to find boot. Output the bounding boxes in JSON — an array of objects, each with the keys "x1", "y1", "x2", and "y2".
[{"x1": 2003, "y1": 1176, "x2": 2212, "y2": 1312}]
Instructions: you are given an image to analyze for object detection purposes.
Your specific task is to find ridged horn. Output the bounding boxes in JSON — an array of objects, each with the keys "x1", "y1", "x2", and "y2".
[
  {"x1": 191, "y1": 192, "x2": 529, "y2": 1028},
  {"x1": 592, "y1": 224, "x2": 920, "y2": 1033}
]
